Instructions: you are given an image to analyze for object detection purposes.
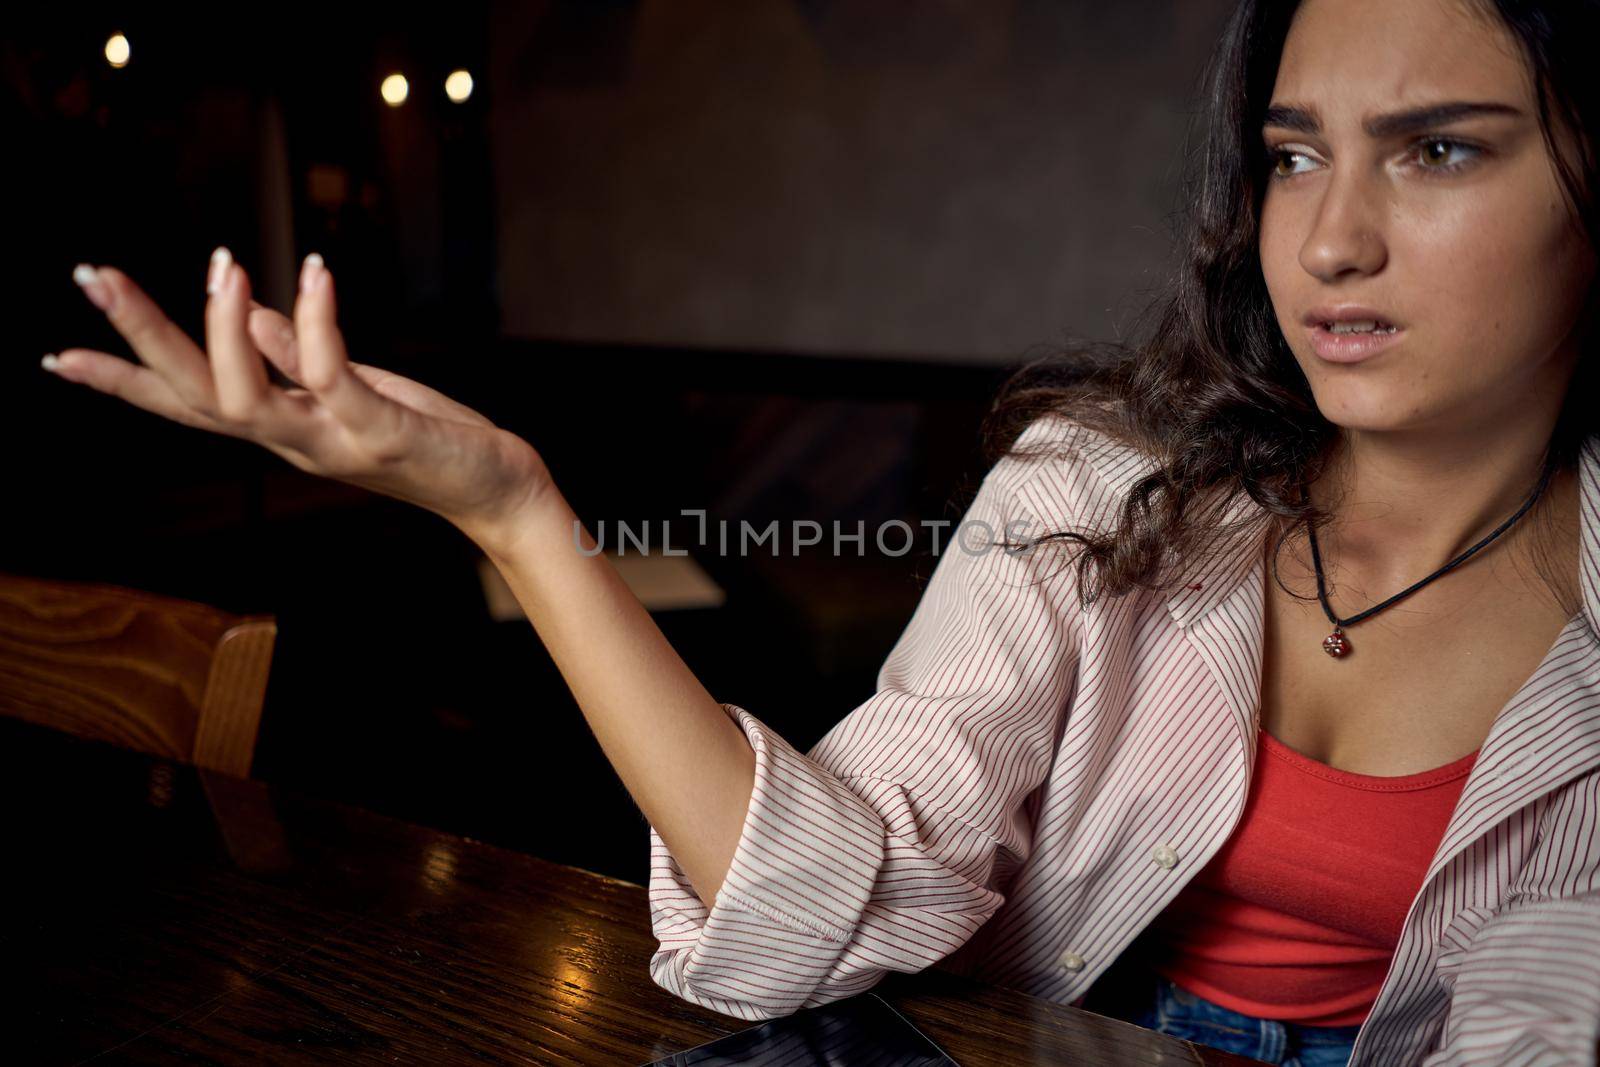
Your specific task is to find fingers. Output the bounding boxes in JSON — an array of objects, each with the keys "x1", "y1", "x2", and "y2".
[
  {"x1": 248, "y1": 296, "x2": 490, "y2": 429},
  {"x1": 247, "y1": 302, "x2": 302, "y2": 381},
  {"x1": 49, "y1": 349, "x2": 328, "y2": 479},
  {"x1": 249, "y1": 303, "x2": 428, "y2": 412},
  {"x1": 293, "y1": 254, "x2": 406, "y2": 448},
  {"x1": 74, "y1": 264, "x2": 218, "y2": 412},
  {"x1": 204, "y1": 247, "x2": 273, "y2": 420},
  {"x1": 44, "y1": 348, "x2": 237, "y2": 434},
  {"x1": 67, "y1": 258, "x2": 319, "y2": 453}
]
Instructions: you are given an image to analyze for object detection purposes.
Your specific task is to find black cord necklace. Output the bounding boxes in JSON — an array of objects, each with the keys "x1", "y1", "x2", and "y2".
[{"x1": 1306, "y1": 462, "x2": 1553, "y2": 658}]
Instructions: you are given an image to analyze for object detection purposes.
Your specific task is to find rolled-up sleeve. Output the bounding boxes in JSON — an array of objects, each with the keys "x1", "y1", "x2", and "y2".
[
  {"x1": 647, "y1": 429, "x2": 1085, "y2": 1019},
  {"x1": 1425, "y1": 888, "x2": 1600, "y2": 1065}
]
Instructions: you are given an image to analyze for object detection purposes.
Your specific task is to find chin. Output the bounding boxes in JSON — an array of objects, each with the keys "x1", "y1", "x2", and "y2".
[{"x1": 1304, "y1": 382, "x2": 1435, "y2": 436}]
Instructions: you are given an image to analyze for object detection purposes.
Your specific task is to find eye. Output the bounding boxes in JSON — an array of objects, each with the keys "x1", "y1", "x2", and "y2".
[
  {"x1": 1410, "y1": 136, "x2": 1482, "y2": 174},
  {"x1": 1266, "y1": 146, "x2": 1319, "y2": 181}
]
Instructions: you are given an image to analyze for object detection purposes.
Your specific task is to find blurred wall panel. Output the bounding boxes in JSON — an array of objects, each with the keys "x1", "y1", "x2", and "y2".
[{"x1": 489, "y1": 0, "x2": 1234, "y2": 363}]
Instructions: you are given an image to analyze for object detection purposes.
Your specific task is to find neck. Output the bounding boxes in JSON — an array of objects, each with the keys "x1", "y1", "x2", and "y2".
[{"x1": 1311, "y1": 421, "x2": 1564, "y2": 588}]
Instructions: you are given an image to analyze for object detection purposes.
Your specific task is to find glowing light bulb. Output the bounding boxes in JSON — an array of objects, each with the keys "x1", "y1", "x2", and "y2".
[
  {"x1": 444, "y1": 69, "x2": 474, "y2": 103},
  {"x1": 105, "y1": 33, "x2": 130, "y2": 69},
  {"x1": 380, "y1": 73, "x2": 409, "y2": 107}
]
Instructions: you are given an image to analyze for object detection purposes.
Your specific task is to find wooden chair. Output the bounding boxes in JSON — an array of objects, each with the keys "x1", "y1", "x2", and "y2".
[{"x1": 0, "y1": 571, "x2": 276, "y2": 778}]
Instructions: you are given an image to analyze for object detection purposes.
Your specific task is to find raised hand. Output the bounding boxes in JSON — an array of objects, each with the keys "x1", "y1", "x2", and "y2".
[
  {"x1": 48, "y1": 249, "x2": 769, "y2": 924},
  {"x1": 46, "y1": 250, "x2": 553, "y2": 543}
]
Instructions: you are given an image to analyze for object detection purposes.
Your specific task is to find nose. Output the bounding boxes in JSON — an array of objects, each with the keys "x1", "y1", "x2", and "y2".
[{"x1": 1298, "y1": 165, "x2": 1388, "y2": 281}]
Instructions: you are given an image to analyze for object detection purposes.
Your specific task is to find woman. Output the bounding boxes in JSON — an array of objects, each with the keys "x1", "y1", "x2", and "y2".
[{"x1": 42, "y1": 0, "x2": 1600, "y2": 1064}]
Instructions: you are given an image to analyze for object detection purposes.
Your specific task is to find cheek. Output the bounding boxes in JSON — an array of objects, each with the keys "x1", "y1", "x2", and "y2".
[
  {"x1": 1393, "y1": 167, "x2": 1593, "y2": 372},
  {"x1": 1518, "y1": 197, "x2": 1596, "y2": 346}
]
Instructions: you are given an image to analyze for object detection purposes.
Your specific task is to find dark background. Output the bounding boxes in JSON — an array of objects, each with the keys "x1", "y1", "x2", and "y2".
[{"x1": 1, "y1": 1, "x2": 1229, "y2": 886}]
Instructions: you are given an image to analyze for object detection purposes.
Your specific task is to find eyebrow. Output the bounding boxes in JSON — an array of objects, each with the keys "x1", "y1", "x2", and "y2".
[{"x1": 1261, "y1": 100, "x2": 1523, "y2": 139}]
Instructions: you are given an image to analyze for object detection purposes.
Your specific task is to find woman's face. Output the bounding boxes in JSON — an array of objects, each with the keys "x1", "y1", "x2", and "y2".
[{"x1": 1258, "y1": 0, "x2": 1594, "y2": 441}]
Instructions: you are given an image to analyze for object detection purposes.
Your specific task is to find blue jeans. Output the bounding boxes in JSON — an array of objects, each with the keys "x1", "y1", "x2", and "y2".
[{"x1": 1080, "y1": 951, "x2": 1362, "y2": 1066}]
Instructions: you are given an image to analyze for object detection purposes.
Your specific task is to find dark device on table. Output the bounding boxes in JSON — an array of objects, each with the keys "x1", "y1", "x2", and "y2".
[{"x1": 641, "y1": 991, "x2": 961, "y2": 1066}]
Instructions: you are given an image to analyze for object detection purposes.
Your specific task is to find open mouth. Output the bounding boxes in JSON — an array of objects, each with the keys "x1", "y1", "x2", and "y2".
[
  {"x1": 1317, "y1": 320, "x2": 1398, "y2": 335},
  {"x1": 1306, "y1": 319, "x2": 1404, "y2": 364}
]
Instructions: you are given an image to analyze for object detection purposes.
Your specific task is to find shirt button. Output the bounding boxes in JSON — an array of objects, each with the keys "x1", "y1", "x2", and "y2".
[
  {"x1": 1058, "y1": 950, "x2": 1085, "y2": 971},
  {"x1": 1151, "y1": 844, "x2": 1178, "y2": 869}
]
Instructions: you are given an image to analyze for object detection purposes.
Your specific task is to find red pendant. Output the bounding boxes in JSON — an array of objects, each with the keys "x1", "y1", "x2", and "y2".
[{"x1": 1322, "y1": 628, "x2": 1350, "y2": 658}]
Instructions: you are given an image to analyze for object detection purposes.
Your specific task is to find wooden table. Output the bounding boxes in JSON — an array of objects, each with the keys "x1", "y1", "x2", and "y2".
[{"x1": 2, "y1": 716, "x2": 1259, "y2": 1065}]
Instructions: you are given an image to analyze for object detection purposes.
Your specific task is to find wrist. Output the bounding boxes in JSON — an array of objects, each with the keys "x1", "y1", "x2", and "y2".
[{"x1": 455, "y1": 479, "x2": 571, "y2": 562}]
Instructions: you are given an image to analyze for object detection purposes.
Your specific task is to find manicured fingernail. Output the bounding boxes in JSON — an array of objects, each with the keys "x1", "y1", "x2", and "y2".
[
  {"x1": 72, "y1": 264, "x2": 114, "y2": 312},
  {"x1": 207, "y1": 246, "x2": 233, "y2": 295},
  {"x1": 299, "y1": 252, "x2": 324, "y2": 295},
  {"x1": 41, "y1": 353, "x2": 60, "y2": 372}
]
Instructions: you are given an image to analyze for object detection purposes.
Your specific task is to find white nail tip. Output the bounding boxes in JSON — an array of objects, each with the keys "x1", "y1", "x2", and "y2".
[
  {"x1": 300, "y1": 252, "x2": 325, "y2": 295},
  {"x1": 72, "y1": 264, "x2": 99, "y2": 287},
  {"x1": 207, "y1": 246, "x2": 233, "y2": 295},
  {"x1": 41, "y1": 354, "x2": 60, "y2": 371}
]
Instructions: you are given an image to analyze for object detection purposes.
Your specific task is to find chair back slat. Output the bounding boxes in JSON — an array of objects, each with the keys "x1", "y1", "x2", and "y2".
[{"x1": 0, "y1": 572, "x2": 276, "y2": 777}]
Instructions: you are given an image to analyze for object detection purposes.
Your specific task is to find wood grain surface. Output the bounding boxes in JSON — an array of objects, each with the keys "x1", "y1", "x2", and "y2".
[
  {"x1": 1, "y1": 715, "x2": 1260, "y2": 1065},
  {"x1": 0, "y1": 571, "x2": 274, "y2": 776}
]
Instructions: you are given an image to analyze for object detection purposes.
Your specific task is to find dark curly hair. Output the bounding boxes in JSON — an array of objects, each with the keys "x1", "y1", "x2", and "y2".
[{"x1": 981, "y1": 0, "x2": 1599, "y2": 616}]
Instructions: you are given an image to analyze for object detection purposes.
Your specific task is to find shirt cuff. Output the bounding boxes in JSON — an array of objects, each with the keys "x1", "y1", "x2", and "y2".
[{"x1": 647, "y1": 702, "x2": 889, "y2": 1015}]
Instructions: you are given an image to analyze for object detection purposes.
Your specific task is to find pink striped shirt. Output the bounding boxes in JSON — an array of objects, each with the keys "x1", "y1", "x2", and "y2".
[{"x1": 647, "y1": 414, "x2": 1600, "y2": 1066}]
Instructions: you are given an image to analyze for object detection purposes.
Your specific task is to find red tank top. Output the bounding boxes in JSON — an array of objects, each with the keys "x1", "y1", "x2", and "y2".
[{"x1": 1145, "y1": 722, "x2": 1478, "y2": 1026}]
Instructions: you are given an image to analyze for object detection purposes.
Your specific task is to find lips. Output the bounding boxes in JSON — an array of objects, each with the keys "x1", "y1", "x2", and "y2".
[
  {"x1": 1302, "y1": 305, "x2": 1403, "y2": 330},
  {"x1": 1300, "y1": 305, "x2": 1405, "y2": 364},
  {"x1": 1305, "y1": 320, "x2": 1404, "y2": 364}
]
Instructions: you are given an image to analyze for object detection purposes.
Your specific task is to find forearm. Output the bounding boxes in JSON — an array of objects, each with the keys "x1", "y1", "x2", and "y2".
[{"x1": 462, "y1": 485, "x2": 756, "y2": 909}]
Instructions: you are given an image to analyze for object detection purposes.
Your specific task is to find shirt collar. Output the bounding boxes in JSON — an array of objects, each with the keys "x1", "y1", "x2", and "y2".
[{"x1": 1577, "y1": 434, "x2": 1600, "y2": 640}]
